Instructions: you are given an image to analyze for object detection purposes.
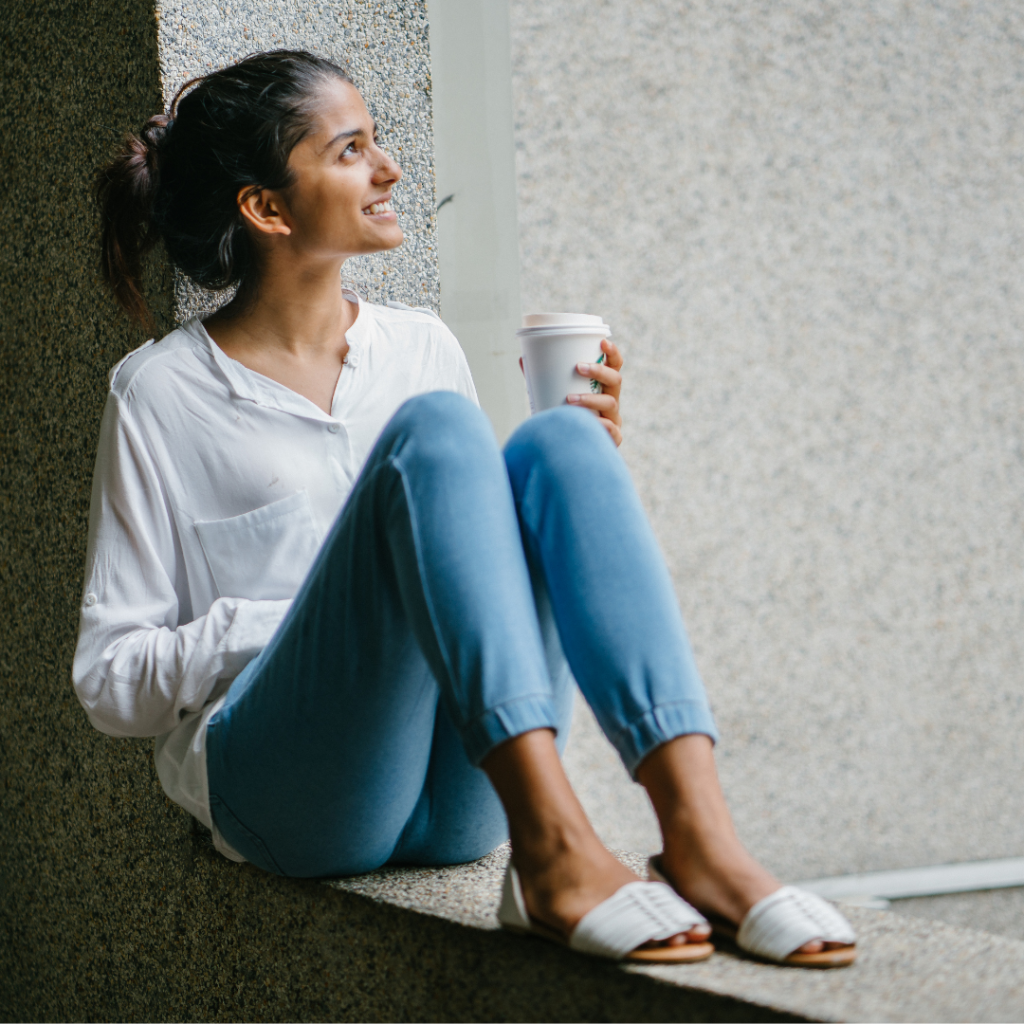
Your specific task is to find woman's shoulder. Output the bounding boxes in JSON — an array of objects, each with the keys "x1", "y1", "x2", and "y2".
[
  {"x1": 364, "y1": 299, "x2": 463, "y2": 355},
  {"x1": 107, "y1": 320, "x2": 212, "y2": 406},
  {"x1": 362, "y1": 299, "x2": 477, "y2": 401},
  {"x1": 371, "y1": 299, "x2": 447, "y2": 334}
]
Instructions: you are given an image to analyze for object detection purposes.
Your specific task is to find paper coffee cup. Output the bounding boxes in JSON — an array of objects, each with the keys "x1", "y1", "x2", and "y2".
[{"x1": 517, "y1": 313, "x2": 611, "y2": 414}]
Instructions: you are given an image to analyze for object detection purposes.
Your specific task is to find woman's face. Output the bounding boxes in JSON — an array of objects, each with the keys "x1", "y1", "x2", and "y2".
[{"x1": 267, "y1": 78, "x2": 404, "y2": 260}]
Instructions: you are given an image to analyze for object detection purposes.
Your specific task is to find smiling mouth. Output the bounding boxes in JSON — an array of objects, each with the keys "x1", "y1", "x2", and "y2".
[{"x1": 362, "y1": 199, "x2": 395, "y2": 216}]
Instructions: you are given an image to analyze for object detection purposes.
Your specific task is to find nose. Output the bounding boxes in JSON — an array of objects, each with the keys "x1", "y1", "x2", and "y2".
[{"x1": 371, "y1": 144, "x2": 402, "y2": 186}]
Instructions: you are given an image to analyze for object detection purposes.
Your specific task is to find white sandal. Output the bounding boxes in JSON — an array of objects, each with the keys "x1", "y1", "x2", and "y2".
[
  {"x1": 497, "y1": 862, "x2": 715, "y2": 963},
  {"x1": 649, "y1": 857, "x2": 857, "y2": 968}
]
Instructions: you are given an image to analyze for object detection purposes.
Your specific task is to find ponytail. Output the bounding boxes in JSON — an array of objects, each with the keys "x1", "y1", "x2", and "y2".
[
  {"x1": 95, "y1": 114, "x2": 171, "y2": 327},
  {"x1": 94, "y1": 51, "x2": 352, "y2": 327}
]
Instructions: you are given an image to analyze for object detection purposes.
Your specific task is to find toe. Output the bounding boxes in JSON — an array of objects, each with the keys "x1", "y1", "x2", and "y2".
[
  {"x1": 798, "y1": 939, "x2": 825, "y2": 954},
  {"x1": 641, "y1": 924, "x2": 711, "y2": 950}
]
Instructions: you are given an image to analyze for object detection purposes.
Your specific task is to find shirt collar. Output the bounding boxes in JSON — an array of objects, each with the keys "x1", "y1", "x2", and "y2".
[{"x1": 180, "y1": 289, "x2": 369, "y2": 420}]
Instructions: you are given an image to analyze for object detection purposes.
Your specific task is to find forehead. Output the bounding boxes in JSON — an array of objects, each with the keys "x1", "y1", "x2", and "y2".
[{"x1": 307, "y1": 78, "x2": 371, "y2": 138}]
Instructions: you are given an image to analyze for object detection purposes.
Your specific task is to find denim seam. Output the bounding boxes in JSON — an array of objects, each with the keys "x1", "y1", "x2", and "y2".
[
  {"x1": 458, "y1": 691, "x2": 557, "y2": 734},
  {"x1": 389, "y1": 452, "x2": 463, "y2": 728},
  {"x1": 607, "y1": 698, "x2": 716, "y2": 749},
  {"x1": 461, "y1": 692, "x2": 560, "y2": 766},
  {"x1": 208, "y1": 790, "x2": 285, "y2": 875}
]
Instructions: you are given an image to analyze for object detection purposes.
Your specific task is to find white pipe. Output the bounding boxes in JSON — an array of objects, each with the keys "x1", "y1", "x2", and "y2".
[{"x1": 796, "y1": 857, "x2": 1024, "y2": 901}]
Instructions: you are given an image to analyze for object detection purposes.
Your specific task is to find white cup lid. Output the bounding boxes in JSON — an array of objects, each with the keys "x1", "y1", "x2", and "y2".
[{"x1": 522, "y1": 312, "x2": 606, "y2": 328}]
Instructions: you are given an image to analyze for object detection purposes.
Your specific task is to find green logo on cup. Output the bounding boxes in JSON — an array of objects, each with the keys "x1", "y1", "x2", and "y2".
[{"x1": 590, "y1": 352, "x2": 606, "y2": 393}]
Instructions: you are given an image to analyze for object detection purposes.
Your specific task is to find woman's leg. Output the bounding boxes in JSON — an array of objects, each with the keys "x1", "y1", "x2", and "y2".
[
  {"x1": 392, "y1": 546, "x2": 576, "y2": 865},
  {"x1": 206, "y1": 392, "x2": 566, "y2": 877},
  {"x1": 504, "y1": 405, "x2": 718, "y2": 775},
  {"x1": 455, "y1": 405, "x2": 708, "y2": 939},
  {"x1": 501, "y1": 407, "x2": 832, "y2": 951}
]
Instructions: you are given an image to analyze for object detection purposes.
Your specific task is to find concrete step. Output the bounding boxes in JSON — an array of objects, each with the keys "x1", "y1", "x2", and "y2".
[{"x1": 332, "y1": 844, "x2": 1024, "y2": 1023}]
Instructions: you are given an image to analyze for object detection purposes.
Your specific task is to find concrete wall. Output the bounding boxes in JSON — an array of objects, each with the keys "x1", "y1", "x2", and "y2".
[
  {"x1": 0, "y1": 2, "x2": 439, "y2": 1016},
  {"x1": 511, "y1": 0, "x2": 1024, "y2": 881},
  {"x1": 429, "y1": 0, "x2": 528, "y2": 442}
]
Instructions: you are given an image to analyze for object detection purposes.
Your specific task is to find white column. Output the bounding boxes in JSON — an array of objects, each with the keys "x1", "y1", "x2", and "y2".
[{"x1": 428, "y1": 0, "x2": 528, "y2": 441}]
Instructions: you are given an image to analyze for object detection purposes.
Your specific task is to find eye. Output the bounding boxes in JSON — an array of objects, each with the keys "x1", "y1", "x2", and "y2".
[{"x1": 342, "y1": 140, "x2": 358, "y2": 158}]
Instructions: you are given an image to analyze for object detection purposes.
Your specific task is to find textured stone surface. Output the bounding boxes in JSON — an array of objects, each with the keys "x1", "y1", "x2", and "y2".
[
  {"x1": 1, "y1": 824, "x2": 800, "y2": 1022},
  {"x1": 333, "y1": 848, "x2": 1024, "y2": 1024},
  {"x1": 332, "y1": 846, "x2": 1024, "y2": 1023},
  {"x1": 0, "y1": 0, "x2": 174, "y2": 1014},
  {"x1": 891, "y1": 886, "x2": 1024, "y2": 943},
  {"x1": 511, "y1": 0, "x2": 1024, "y2": 883},
  {"x1": 0, "y1": 1, "x2": 438, "y2": 1017},
  {"x1": 6, "y1": 0, "x2": 1024, "y2": 1019}
]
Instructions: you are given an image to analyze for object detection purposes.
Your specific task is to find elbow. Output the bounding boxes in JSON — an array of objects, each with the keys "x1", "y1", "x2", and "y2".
[
  {"x1": 72, "y1": 671, "x2": 170, "y2": 739},
  {"x1": 77, "y1": 694, "x2": 156, "y2": 738}
]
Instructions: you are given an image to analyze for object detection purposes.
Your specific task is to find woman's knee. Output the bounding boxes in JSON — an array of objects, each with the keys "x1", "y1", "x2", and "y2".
[
  {"x1": 504, "y1": 406, "x2": 617, "y2": 490},
  {"x1": 384, "y1": 391, "x2": 500, "y2": 471},
  {"x1": 391, "y1": 391, "x2": 489, "y2": 442}
]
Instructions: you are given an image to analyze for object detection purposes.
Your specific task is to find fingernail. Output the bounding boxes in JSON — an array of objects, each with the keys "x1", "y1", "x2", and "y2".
[
  {"x1": 566, "y1": 394, "x2": 581, "y2": 404},
  {"x1": 576, "y1": 362, "x2": 590, "y2": 373}
]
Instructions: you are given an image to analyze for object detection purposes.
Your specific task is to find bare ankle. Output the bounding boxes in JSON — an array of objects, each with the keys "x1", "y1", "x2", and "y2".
[{"x1": 509, "y1": 817, "x2": 599, "y2": 872}]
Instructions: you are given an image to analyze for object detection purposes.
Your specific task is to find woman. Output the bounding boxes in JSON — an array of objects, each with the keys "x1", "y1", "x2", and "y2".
[{"x1": 76, "y1": 50, "x2": 856, "y2": 967}]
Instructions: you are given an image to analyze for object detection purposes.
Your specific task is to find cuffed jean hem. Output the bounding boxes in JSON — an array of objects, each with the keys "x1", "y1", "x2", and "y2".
[
  {"x1": 460, "y1": 693, "x2": 561, "y2": 766},
  {"x1": 609, "y1": 699, "x2": 720, "y2": 778}
]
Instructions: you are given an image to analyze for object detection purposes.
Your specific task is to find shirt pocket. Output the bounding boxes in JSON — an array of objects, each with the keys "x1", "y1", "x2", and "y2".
[{"x1": 195, "y1": 490, "x2": 323, "y2": 600}]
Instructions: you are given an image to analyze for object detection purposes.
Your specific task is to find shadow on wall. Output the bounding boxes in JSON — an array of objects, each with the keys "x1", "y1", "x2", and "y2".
[{"x1": 0, "y1": 1, "x2": 437, "y2": 1017}]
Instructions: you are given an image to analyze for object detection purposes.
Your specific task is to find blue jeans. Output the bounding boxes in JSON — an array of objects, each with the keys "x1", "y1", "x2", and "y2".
[{"x1": 206, "y1": 393, "x2": 717, "y2": 878}]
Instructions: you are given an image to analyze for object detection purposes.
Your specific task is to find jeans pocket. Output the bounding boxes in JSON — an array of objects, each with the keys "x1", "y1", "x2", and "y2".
[{"x1": 209, "y1": 793, "x2": 286, "y2": 876}]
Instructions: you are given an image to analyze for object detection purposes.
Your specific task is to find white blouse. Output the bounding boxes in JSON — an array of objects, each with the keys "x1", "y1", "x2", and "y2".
[{"x1": 73, "y1": 293, "x2": 478, "y2": 859}]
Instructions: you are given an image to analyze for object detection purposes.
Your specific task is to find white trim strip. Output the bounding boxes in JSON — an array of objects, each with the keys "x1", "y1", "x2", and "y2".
[{"x1": 795, "y1": 857, "x2": 1024, "y2": 900}]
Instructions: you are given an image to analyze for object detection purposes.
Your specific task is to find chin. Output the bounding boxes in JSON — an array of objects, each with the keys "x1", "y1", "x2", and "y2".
[
  {"x1": 348, "y1": 225, "x2": 405, "y2": 256},
  {"x1": 377, "y1": 226, "x2": 405, "y2": 251}
]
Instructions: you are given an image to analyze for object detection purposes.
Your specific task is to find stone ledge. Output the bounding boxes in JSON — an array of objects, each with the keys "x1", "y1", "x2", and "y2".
[
  {"x1": 333, "y1": 846, "x2": 1024, "y2": 1023},
  {"x1": 7, "y1": 805, "x2": 1024, "y2": 1020}
]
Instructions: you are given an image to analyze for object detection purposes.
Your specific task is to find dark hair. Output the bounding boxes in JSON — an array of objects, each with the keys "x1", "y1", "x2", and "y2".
[{"x1": 95, "y1": 50, "x2": 353, "y2": 325}]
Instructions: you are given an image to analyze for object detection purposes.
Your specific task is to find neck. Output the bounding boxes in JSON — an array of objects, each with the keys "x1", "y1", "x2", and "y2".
[{"x1": 208, "y1": 253, "x2": 357, "y2": 356}]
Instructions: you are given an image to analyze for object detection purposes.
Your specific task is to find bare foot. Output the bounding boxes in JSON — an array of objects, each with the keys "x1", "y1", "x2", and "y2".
[
  {"x1": 638, "y1": 735, "x2": 852, "y2": 955},
  {"x1": 513, "y1": 826, "x2": 712, "y2": 947},
  {"x1": 483, "y1": 729, "x2": 710, "y2": 949}
]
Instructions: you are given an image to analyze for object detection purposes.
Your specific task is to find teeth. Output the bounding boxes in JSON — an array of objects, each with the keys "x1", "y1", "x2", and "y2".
[{"x1": 364, "y1": 200, "x2": 394, "y2": 215}]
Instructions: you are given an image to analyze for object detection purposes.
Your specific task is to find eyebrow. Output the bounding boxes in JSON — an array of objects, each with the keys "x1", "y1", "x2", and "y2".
[{"x1": 323, "y1": 121, "x2": 378, "y2": 153}]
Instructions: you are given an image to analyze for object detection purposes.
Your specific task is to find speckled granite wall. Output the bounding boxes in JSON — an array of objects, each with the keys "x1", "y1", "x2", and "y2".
[
  {"x1": 511, "y1": 0, "x2": 1024, "y2": 881},
  {"x1": 0, "y1": 2, "x2": 441, "y2": 1018}
]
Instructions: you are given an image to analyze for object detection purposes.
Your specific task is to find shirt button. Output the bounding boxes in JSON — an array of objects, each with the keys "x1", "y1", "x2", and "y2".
[
  {"x1": 328, "y1": 422, "x2": 341, "y2": 434},
  {"x1": 85, "y1": 593, "x2": 98, "y2": 607}
]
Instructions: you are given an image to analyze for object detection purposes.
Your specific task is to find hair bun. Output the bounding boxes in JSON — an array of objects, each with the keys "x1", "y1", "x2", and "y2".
[
  {"x1": 139, "y1": 114, "x2": 172, "y2": 161},
  {"x1": 95, "y1": 112, "x2": 173, "y2": 326}
]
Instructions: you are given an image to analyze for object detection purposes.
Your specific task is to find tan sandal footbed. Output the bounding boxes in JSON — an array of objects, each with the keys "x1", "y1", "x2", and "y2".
[
  {"x1": 707, "y1": 913, "x2": 857, "y2": 969},
  {"x1": 503, "y1": 916, "x2": 716, "y2": 964}
]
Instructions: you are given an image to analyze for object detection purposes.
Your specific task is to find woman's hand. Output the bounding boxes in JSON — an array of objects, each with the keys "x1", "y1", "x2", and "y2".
[{"x1": 567, "y1": 338, "x2": 623, "y2": 446}]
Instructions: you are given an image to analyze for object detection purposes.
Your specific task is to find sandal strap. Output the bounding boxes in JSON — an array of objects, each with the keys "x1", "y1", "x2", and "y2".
[
  {"x1": 571, "y1": 881, "x2": 707, "y2": 959},
  {"x1": 497, "y1": 863, "x2": 708, "y2": 960},
  {"x1": 738, "y1": 885, "x2": 856, "y2": 961},
  {"x1": 497, "y1": 862, "x2": 532, "y2": 930}
]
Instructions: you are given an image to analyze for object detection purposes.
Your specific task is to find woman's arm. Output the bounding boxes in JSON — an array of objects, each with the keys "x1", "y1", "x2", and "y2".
[{"x1": 72, "y1": 394, "x2": 290, "y2": 737}]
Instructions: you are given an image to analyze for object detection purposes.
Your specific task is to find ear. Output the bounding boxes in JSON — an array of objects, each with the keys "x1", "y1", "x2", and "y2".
[{"x1": 237, "y1": 186, "x2": 292, "y2": 237}]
